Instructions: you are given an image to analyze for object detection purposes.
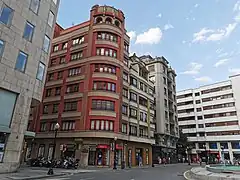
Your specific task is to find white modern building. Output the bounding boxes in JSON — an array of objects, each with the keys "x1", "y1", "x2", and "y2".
[
  {"x1": 0, "y1": 0, "x2": 59, "y2": 173},
  {"x1": 177, "y1": 74, "x2": 240, "y2": 163}
]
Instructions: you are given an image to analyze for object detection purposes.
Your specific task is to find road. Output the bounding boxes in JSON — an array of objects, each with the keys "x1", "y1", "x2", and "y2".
[{"x1": 44, "y1": 164, "x2": 193, "y2": 180}]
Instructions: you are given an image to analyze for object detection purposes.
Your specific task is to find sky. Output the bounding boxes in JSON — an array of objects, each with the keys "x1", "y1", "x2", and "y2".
[{"x1": 57, "y1": 0, "x2": 240, "y2": 91}]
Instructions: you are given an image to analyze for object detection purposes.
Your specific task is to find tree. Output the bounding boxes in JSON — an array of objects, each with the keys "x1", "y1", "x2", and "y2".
[{"x1": 176, "y1": 129, "x2": 189, "y2": 156}]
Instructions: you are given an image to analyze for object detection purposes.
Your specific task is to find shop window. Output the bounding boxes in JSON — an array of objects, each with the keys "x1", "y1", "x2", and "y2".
[
  {"x1": 37, "y1": 144, "x2": 45, "y2": 157},
  {"x1": 0, "y1": 133, "x2": 7, "y2": 162}
]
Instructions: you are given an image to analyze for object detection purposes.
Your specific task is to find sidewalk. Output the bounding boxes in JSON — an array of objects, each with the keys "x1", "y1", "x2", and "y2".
[{"x1": 0, "y1": 166, "x2": 97, "y2": 180}]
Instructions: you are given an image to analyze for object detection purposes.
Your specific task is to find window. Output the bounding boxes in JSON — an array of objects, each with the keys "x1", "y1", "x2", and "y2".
[
  {"x1": 96, "y1": 48, "x2": 117, "y2": 58},
  {"x1": 62, "y1": 42, "x2": 68, "y2": 49},
  {"x1": 23, "y1": 22, "x2": 35, "y2": 41},
  {"x1": 69, "y1": 67, "x2": 81, "y2": 76},
  {"x1": 53, "y1": 45, "x2": 58, "y2": 52},
  {"x1": 129, "y1": 125, "x2": 137, "y2": 136},
  {"x1": 130, "y1": 108, "x2": 137, "y2": 118},
  {"x1": 93, "y1": 81, "x2": 116, "y2": 92},
  {"x1": 94, "y1": 64, "x2": 116, "y2": 74},
  {"x1": 148, "y1": 65, "x2": 155, "y2": 72},
  {"x1": 57, "y1": 71, "x2": 63, "y2": 79},
  {"x1": 139, "y1": 96, "x2": 147, "y2": 107},
  {"x1": 198, "y1": 124, "x2": 204, "y2": 128},
  {"x1": 110, "y1": 121, "x2": 113, "y2": 131},
  {"x1": 55, "y1": 87, "x2": 61, "y2": 95},
  {"x1": 62, "y1": 121, "x2": 75, "y2": 131},
  {"x1": 97, "y1": 32, "x2": 117, "y2": 42},
  {"x1": 48, "y1": 11, "x2": 54, "y2": 27},
  {"x1": 0, "y1": 4, "x2": 13, "y2": 25},
  {"x1": 124, "y1": 42, "x2": 129, "y2": 52},
  {"x1": 52, "y1": 104, "x2": 58, "y2": 113},
  {"x1": 96, "y1": 120, "x2": 100, "y2": 130},
  {"x1": 40, "y1": 122, "x2": 47, "y2": 132},
  {"x1": 0, "y1": 40, "x2": 5, "y2": 57},
  {"x1": 43, "y1": 105, "x2": 48, "y2": 114},
  {"x1": 149, "y1": 88, "x2": 154, "y2": 96},
  {"x1": 196, "y1": 100, "x2": 201, "y2": 104},
  {"x1": 140, "y1": 112, "x2": 147, "y2": 122},
  {"x1": 92, "y1": 100, "x2": 115, "y2": 111},
  {"x1": 50, "y1": 59, "x2": 57, "y2": 66},
  {"x1": 195, "y1": 92, "x2": 200, "y2": 96},
  {"x1": 122, "y1": 105, "x2": 128, "y2": 115},
  {"x1": 70, "y1": 51, "x2": 83, "y2": 61},
  {"x1": 60, "y1": 57, "x2": 65, "y2": 64},
  {"x1": 90, "y1": 120, "x2": 94, "y2": 130},
  {"x1": 123, "y1": 88, "x2": 128, "y2": 98},
  {"x1": 90, "y1": 120, "x2": 113, "y2": 131},
  {"x1": 209, "y1": 142, "x2": 217, "y2": 149},
  {"x1": 197, "y1": 116, "x2": 203, "y2": 120},
  {"x1": 64, "y1": 101, "x2": 78, "y2": 111},
  {"x1": 43, "y1": 35, "x2": 50, "y2": 53},
  {"x1": 149, "y1": 75, "x2": 155, "y2": 83},
  {"x1": 122, "y1": 124, "x2": 127, "y2": 134},
  {"x1": 130, "y1": 92, "x2": 137, "y2": 102},
  {"x1": 50, "y1": 122, "x2": 57, "y2": 131},
  {"x1": 30, "y1": 0, "x2": 40, "y2": 14},
  {"x1": 66, "y1": 84, "x2": 79, "y2": 93},
  {"x1": 36, "y1": 62, "x2": 45, "y2": 81},
  {"x1": 196, "y1": 108, "x2": 202, "y2": 112},
  {"x1": 47, "y1": 73, "x2": 54, "y2": 81},
  {"x1": 72, "y1": 36, "x2": 84, "y2": 45},
  {"x1": 123, "y1": 72, "x2": 128, "y2": 81},
  {"x1": 163, "y1": 77, "x2": 166, "y2": 85},
  {"x1": 15, "y1": 51, "x2": 28, "y2": 72},
  {"x1": 45, "y1": 89, "x2": 51, "y2": 97},
  {"x1": 130, "y1": 77, "x2": 137, "y2": 87},
  {"x1": 220, "y1": 142, "x2": 228, "y2": 149}
]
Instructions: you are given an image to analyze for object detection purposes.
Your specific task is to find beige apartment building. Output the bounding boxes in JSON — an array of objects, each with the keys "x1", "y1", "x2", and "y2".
[{"x1": 0, "y1": 0, "x2": 59, "y2": 173}]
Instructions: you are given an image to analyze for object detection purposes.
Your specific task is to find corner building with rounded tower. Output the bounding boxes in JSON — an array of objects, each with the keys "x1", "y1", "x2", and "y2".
[{"x1": 28, "y1": 5, "x2": 155, "y2": 167}]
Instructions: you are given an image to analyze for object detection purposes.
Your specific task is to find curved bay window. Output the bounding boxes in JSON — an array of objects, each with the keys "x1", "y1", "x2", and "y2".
[
  {"x1": 97, "y1": 32, "x2": 117, "y2": 42},
  {"x1": 92, "y1": 100, "x2": 115, "y2": 111},
  {"x1": 96, "y1": 48, "x2": 117, "y2": 58},
  {"x1": 93, "y1": 81, "x2": 116, "y2": 92},
  {"x1": 94, "y1": 64, "x2": 116, "y2": 74}
]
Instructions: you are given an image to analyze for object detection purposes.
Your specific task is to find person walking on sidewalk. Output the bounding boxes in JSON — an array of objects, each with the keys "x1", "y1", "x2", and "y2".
[{"x1": 138, "y1": 156, "x2": 143, "y2": 167}]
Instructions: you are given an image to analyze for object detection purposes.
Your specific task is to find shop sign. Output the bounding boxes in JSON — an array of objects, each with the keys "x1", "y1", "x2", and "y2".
[{"x1": 97, "y1": 144, "x2": 109, "y2": 149}]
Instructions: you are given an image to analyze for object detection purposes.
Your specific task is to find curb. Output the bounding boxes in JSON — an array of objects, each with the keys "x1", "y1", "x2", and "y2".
[{"x1": 8, "y1": 173, "x2": 66, "y2": 180}]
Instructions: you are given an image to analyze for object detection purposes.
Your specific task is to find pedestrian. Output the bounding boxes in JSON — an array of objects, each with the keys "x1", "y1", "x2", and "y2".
[
  {"x1": 163, "y1": 157, "x2": 166, "y2": 166},
  {"x1": 199, "y1": 157, "x2": 202, "y2": 166},
  {"x1": 158, "y1": 156, "x2": 162, "y2": 165},
  {"x1": 139, "y1": 156, "x2": 143, "y2": 167}
]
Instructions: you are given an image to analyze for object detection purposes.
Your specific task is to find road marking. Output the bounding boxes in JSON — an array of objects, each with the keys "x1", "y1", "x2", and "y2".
[{"x1": 183, "y1": 170, "x2": 191, "y2": 180}]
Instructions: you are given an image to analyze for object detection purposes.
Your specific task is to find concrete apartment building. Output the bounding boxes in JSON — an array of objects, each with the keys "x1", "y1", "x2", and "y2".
[
  {"x1": 140, "y1": 55, "x2": 179, "y2": 162},
  {"x1": 0, "y1": 0, "x2": 59, "y2": 173},
  {"x1": 28, "y1": 5, "x2": 155, "y2": 167},
  {"x1": 177, "y1": 74, "x2": 240, "y2": 163}
]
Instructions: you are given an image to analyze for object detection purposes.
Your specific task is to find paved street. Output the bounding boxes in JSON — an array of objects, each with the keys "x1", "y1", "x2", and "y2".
[{"x1": 43, "y1": 164, "x2": 193, "y2": 180}]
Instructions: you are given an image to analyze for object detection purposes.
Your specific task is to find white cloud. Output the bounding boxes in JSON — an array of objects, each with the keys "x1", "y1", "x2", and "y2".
[
  {"x1": 234, "y1": 12, "x2": 240, "y2": 22},
  {"x1": 135, "y1": 27, "x2": 163, "y2": 45},
  {"x1": 192, "y1": 23, "x2": 238, "y2": 43},
  {"x1": 164, "y1": 23, "x2": 174, "y2": 30},
  {"x1": 216, "y1": 48, "x2": 223, "y2": 54},
  {"x1": 181, "y1": 62, "x2": 203, "y2": 75},
  {"x1": 229, "y1": 68, "x2": 240, "y2": 75},
  {"x1": 218, "y1": 52, "x2": 228, "y2": 58},
  {"x1": 157, "y1": 13, "x2": 162, "y2": 18},
  {"x1": 233, "y1": 1, "x2": 240, "y2": 12},
  {"x1": 127, "y1": 31, "x2": 136, "y2": 41},
  {"x1": 194, "y1": 4, "x2": 199, "y2": 8},
  {"x1": 182, "y1": 40, "x2": 186, "y2": 44},
  {"x1": 214, "y1": 58, "x2": 230, "y2": 67},
  {"x1": 195, "y1": 76, "x2": 212, "y2": 83}
]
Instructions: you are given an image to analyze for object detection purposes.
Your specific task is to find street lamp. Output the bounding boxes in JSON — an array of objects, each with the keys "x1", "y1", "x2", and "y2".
[
  {"x1": 186, "y1": 146, "x2": 191, "y2": 165},
  {"x1": 47, "y1": 123, "x2": 60, "y2": 175},
  {"x1": 221, "y1": 146, "x2": 225, "y2": 166},
  {"x1": 203, "y1": 144, "x2": 208, "y2": 165},
  {"x1": 113, "y1": 137, "x2": 117, "y2": 170}
]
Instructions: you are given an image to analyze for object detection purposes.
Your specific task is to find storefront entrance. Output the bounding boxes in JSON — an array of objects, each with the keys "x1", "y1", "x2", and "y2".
[{"x1": 135, "y1": 148, "x2": 143, "y2": 165}]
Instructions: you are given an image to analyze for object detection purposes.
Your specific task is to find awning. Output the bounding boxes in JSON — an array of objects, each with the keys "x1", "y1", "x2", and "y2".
[
  {"x1": 24, "y1": 131, "x2": 36, "y2": 137},
  {"x1": 0, "y1": 125, "x2": 10, "y2": 133}
]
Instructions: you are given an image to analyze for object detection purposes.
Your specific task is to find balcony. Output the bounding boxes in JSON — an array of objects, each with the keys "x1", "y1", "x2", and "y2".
[
  {"x1": 88, "y1": 91, "x2": 119, "y2": 99},
  {"x1": 95, "y1": 39, "x2": 119, "y2": 48},
  {"x1": 70, "y1": 43, "x2": 88, "y2": 52},
  {"x1": 43, "y1": 96, "x2": 61, "y2": 103},
  {"x1": 89, "y1": 110, "x2": 116, "y2": 118},
  {"x1": 66, "y1": 75, "x2": 85, "y2": 83},
  {"x1": 93, "y1": 24, "x2": 122, "y2": 36},
  {"x1": 139, "y1": 121, "x2": 148, "y2": 127},
  {"x1": 61, "y1": 111, "x2": 81, "y2": 118},
  {"x1": 64, "y1": 93, "x2": 83, "y2": 100},
  {"x1": 122, "y1": 114, "x2": 128, "y2": 121},
  {"x1": 45, "y1": 80, "x2": 63, "y2": 87},
  {"x1": 178, "y1": 111, "x2": 195, "y2": 118},
  {"x1": 51, "y1": 49, "x2": 67, "y2": 58},
  {"x1": 92, "y1": 72, "x2": 117, "y2": 81}
]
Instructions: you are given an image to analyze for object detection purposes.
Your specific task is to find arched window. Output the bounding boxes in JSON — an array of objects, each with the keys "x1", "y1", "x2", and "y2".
[
  {"x1": 114, "y1": 20, "x2": 120, "y2": 27},
  {"x1": 105, "y1": 17, "x2": 112, "y2": 24},
  {"x1": 96, "y1": 17, "x2": 103, "y2": 24}
]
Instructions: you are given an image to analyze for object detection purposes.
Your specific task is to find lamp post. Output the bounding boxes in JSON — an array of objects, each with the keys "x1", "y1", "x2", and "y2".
[
  {"x1": 221, "y1": 146, "x2": 225, "y2": 166},
  {"x1": 113, "y1": 137, "x2": 117, "y2": 170},
  {"x1": 47, "y1": 123, "x2": 60, "y2": 175},
  {"x1": 187, "y1": 146, "x2": 191, "y2": 165},
  {"x1": 203, "y1": 144, "x2": 208, "y2": 165}
]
